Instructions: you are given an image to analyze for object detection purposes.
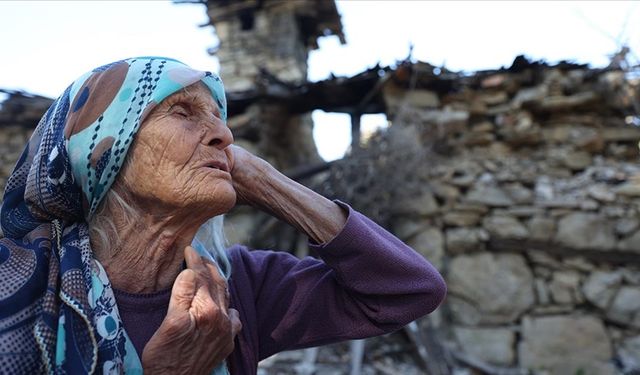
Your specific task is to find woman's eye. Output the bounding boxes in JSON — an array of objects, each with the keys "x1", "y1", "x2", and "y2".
[{"x1": 170, "y1": 104, "x2": 190, "y2": 118}]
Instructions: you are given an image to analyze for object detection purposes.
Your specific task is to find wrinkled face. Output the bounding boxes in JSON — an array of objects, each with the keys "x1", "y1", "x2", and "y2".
[{"x1": 118, "y1": 82, "x2": 235, "y2": 217}]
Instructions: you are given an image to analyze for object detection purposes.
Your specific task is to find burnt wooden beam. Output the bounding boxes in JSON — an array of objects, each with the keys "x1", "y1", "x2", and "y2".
[
  {"x1": 404, "y1": 320, "x2": 450, "y2": 375},
  {"x1": 284, "y1": 160, "x2": 335, "y2": 181},
  {"x1": 226, "y1": 66, "x2": 391, "y2": 117},
  {"x1": 0, "y1": 89, "x2": 53, "y2": 128},
  {"x1": 225, "y1": 61, "x2": 469, "y2": 118}
]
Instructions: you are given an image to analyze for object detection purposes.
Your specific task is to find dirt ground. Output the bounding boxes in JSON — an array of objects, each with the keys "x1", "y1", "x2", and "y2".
[{"x1": 257, "y1": 332, "x2": 426, "y2": 375}]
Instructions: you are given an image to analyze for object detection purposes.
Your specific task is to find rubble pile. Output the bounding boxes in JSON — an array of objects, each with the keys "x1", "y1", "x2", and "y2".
[
  {"x1": 0, "y1": 90, "x2": 52, "y2": 193},
  {"x1": 317, "y1": 58, "x2": 640, "y2": 374},
  {"x1": 1, "y1": 55, "x2": 639, "y2": 373}
]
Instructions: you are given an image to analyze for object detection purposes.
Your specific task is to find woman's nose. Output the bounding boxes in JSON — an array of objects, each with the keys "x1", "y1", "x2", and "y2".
[{"x1": 202, "y1": 118, "x2": 234, "y2": 149}]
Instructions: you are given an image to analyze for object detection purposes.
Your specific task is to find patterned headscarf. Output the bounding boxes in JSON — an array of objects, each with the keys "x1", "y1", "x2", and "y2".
[{"x1": 0, "y1": 57, "x2": 229, "y2": 374}]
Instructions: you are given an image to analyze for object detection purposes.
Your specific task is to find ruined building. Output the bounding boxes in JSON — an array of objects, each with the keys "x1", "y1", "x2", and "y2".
[
  {"x1": 203, "y1": 0, "x2": 344, "y2": 172},
  {"x1": 1, "y1": 0, "x2": 640, "y2": 374},
  {"x1": 182, "y1": 2, "x2": 640, "y2": 373}
]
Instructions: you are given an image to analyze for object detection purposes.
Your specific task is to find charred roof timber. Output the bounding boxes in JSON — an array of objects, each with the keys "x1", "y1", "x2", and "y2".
[
  {"x1": 0, "y1": 89, "x2": 53, "y2": 128},
  {"x1": 1, "y1": 55, "x2": 634, "y2": 128}
]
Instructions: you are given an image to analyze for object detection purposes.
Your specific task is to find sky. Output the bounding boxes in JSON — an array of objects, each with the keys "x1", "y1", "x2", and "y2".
[{"x1": 1, "y1": 1, "x2": 638, "y2": 161}]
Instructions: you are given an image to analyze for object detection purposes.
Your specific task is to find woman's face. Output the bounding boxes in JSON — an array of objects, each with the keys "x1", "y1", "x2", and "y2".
[{"x1": 118, "y1": 82, "x2": 236, "y2": 216}]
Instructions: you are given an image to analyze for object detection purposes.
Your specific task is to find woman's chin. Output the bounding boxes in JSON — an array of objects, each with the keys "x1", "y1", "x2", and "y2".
[{"x1": 198, "y1": 185, "x2": 237, "y2": 214}]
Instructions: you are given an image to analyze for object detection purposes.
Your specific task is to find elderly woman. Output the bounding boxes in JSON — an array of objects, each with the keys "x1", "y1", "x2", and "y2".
[{"x1": 0, "y1": 57, "x2": 446, "y2": 374}]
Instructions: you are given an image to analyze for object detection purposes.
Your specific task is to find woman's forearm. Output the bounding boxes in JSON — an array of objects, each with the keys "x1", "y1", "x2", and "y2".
[
  {"x1": 248, "y1": 163, "x2": 347, "y2": 244},
  {"x1": 228, "y1": 203, "x2": 447, "y2": 358}
]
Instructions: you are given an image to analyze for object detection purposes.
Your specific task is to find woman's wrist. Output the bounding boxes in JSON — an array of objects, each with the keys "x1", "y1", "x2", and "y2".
[
  {"x1": 230, "y1": 145, "x2": 347, "y2": 244},
  {"x1": 250, "y1": 167, "x2": 347, "y2": 244}
]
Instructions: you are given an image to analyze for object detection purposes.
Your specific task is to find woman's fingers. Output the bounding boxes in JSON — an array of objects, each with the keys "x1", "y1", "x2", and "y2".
[
  {"x1": 163, "y1": 269, "x2": 197, "y2": 337},
  {"x1": 180, "y1": 246, "x2": 240, "y2": 338},
  {"x1": 203, "y1": 260, "x2": 229, "y2": 307},
  {"x1": 184, "y1": 246, "x2": 205, "y2": 274},
  {"x1": 185, "y1": 245, "x2": 228, "y2": 307},
  {"x1": 228, "y1": 145, "x2": 262, "y2": 206},
  {"x1": 185, "y1": 246, "x2": 218, "y2": 285},
  {"x1": 142, "y1": 248, "x2": 239, "y2": 374},
  {"x1": 167, "y1": 269, "x2": 197, "y2": 315},
  {"x1": 190, "y1": 282, "x2": 223, "y2": 331},
  {"x1": 225, "y1": 146, "x2": 235, "y2": 173},
  {"x1": 183, "y1": 246, "x2": 232, "y2": 326}
]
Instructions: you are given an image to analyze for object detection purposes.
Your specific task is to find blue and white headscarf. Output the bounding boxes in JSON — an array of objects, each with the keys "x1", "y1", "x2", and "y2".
[{"x1": 0, "y1": 57, "x2": 229, "y2": 374}]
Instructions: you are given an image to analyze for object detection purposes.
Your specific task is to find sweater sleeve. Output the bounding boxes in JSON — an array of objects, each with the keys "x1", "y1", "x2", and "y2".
[{"x1": 227, "y1": 201, "x2": 446, "y2": 361}]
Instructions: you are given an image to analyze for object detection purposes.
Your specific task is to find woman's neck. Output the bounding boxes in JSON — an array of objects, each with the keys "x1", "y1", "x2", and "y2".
[{"x1": 92, "y1": 203, "x2": 205, "y2": 294}]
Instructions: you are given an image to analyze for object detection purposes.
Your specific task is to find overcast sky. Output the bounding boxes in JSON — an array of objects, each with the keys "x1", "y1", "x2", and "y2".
[{"x1": 1, "y1": 1, "x2": 638, "y2": 160}]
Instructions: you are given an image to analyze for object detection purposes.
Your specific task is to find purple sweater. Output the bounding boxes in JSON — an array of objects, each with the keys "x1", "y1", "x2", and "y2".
[{"x1": 113, "y1": 203, "x2": 447, "y2": 375}]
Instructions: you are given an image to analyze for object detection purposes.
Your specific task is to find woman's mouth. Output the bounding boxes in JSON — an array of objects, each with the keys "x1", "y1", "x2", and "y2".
[{"x1": 201, "y1": 160, "x2": 229, "y2": 173}]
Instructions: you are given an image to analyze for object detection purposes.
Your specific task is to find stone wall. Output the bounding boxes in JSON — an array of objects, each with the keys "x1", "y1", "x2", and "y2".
[
  {"x1": 320, "y1": 61, "x2": 640, "y2": 374},
  {"x1": 205, "y1": 0, "x2": 343, "y2": 92},
  {"x1": 212, "y1": 5, "x2": 307, "y2": 92},
  {"x1": 206, "y1": 0, "x2": 343, "y2": 172},
  {"x1": 213, "y1": 57, "x2": 640, "y2": 372},
  {"x1": 0, "y1": 125, "x2": 33, "y2": 194},
  {"x1": 0, "y1": 91, "x2": 50, "y2": 200},
  {"x1": 1, "y1": 56, "x2": 639, "y2": 375}
]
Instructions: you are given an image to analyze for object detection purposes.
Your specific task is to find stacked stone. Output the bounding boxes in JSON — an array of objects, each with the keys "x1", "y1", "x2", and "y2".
[
  {"x1": 206, "y1": 0, "x2": 344, "y2": 173},
  {"x1": 212, "y1": 4, "x2": 308, "y2": 92},
  {"x1": 375, "y1": 64, "x2": 640, "y2": 374},
  {"x1": 0, "y1": 91, "x2": 52, "y2": 198},
  {"x1": 0, "y1": 125, "x2": 32, "y2": 195},
  {"x1": 1, "y1": 56, "x2": 639, "y2": 372},
  {"x1": 206, "y1": 0, "x2": 343, "y2": 92}
]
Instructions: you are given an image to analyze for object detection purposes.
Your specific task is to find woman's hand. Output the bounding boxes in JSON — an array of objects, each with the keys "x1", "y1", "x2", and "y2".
[
  {"x1": 141, "y1": 246, "x2": 242, "y2": 375},
  {"x1": 226, "y1": 144, "x2": 270, "y2": 206},
  {"x1": 227, "y1": 145, "x2": 347, "y2": 244}
]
